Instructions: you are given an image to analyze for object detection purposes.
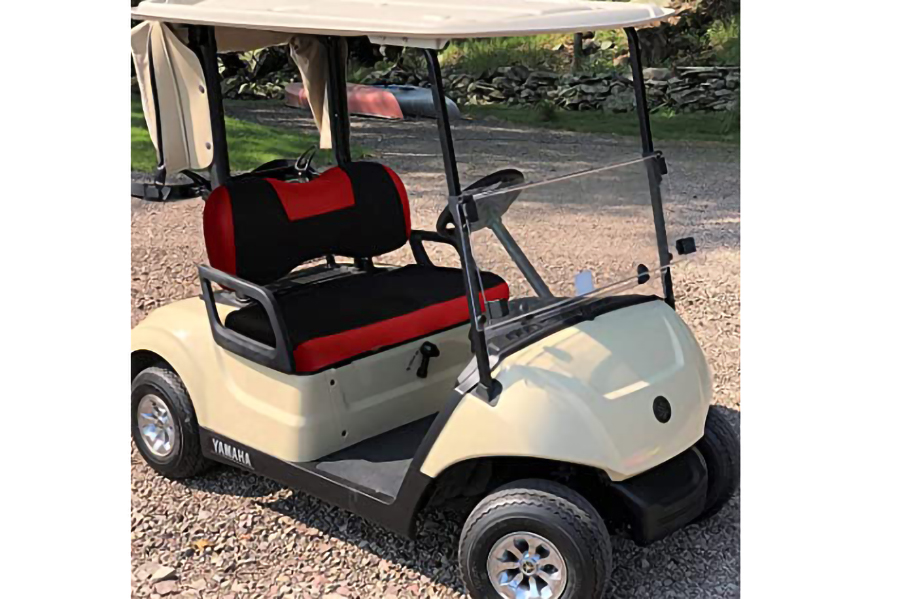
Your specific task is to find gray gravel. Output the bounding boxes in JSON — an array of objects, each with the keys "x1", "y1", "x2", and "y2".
[{"x1": 132, "y1": 104, "x2": 739, "y2": 598}]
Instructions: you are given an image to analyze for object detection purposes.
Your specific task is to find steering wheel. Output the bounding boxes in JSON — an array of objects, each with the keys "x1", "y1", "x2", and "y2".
[
  {"x1": 237, "y1": 148, "x2": 320, "y2": 182},
  {"x1": 294, "y1": 147, "x2": 320, "y2": 180},
  {"x1": 436, "y1": 169, "x2": 525, "y2": 238}
]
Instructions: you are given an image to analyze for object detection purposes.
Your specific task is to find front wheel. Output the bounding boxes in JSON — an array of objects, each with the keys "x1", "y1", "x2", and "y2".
[
  {"x1": 695, "y1": 405, "x2": 740, "y2": 520},
  {"x1": 459, "y1": 479, "x2": 612, "y2": 599}
]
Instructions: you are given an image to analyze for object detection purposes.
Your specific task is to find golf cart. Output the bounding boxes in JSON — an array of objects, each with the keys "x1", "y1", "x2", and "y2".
[{"x1": 130, "y1": 2, "x2": 739, "y2": 597}]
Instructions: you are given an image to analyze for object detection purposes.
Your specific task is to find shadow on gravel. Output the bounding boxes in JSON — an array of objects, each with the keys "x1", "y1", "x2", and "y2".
[
  {"x1": 180, "y1": 468, "x2": 285, "y2": 499},
  {"x1": 175, "y1": 406, "x2": 740, "y2": 597}
]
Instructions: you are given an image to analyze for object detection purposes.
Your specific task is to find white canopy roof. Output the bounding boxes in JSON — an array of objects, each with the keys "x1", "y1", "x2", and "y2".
[{"x1": 131, "y1": 0, "x2": 674, "y2": 49}]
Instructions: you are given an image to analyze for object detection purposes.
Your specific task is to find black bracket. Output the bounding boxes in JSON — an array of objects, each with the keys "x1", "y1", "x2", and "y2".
[
  {"x1": 676, "y1": 237, "x2": 697, "y2": 256},
  {"x1": 471, "y1": 379, "x2": 504, "y2": 404},
  {"x1": 457, "y1": 193, "x2": 480, "y2": 224},
  {"x1": 132, "y1": 169, "x2": 212, "y2": 202},
  {"x1": 643, "y1": 150, "x2": 668, "y2": 182},
  {"x1": 132, "y1": 181, "x2": 206, "y2": 202},
  {"x1": 654, "y1": 151, "x2": 668, "y2": 176},
  {"x1": 198, "y1": 265, "x2": 295, "y2": 374},
  {"x1": 636, "y1": 264, "x2": 651, "y2": 285}
]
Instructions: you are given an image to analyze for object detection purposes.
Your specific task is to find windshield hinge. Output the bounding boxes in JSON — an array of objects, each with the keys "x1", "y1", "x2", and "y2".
[
  {"x1": 654, "y1": 151, "x2": 668, "y2": 176},
  {"x1": 644, "y1": 150, "x2": 667, "y2": 178},
  {"x1": 457, "y1": 193, "x2": 480, "y2": 224}
]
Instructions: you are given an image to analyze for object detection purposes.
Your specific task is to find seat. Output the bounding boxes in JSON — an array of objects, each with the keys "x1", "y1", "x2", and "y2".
[
  {"x1": 203, "y1": 161, "x2": 509, "y2": 374},
  {"x1": 225, "y1": 265, "x2": 508, "y2": 373}
]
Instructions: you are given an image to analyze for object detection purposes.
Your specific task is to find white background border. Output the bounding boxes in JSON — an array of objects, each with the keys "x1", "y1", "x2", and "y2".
[{"x1": 3, "y1": 1, "x2": 900, "y2": 597}]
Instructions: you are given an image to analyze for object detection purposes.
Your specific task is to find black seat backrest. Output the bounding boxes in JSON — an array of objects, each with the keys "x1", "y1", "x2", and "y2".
[{"x1": 204, "y1": 162, "x2": 410, "y2": 285}]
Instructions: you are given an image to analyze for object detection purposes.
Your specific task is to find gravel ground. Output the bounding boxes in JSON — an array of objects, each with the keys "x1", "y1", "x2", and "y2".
[{"x1": 132, "y1": 105, "x2": 740, "y2": 599}]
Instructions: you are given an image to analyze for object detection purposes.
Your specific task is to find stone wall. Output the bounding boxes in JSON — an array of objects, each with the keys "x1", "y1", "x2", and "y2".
[{"x1": 363, "y1": 65, "x2": 740, "y2": 113}]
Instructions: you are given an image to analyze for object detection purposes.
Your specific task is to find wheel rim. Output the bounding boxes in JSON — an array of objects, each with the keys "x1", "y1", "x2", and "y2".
[
  {"x1": 487, "y1": 532, "x2": 568, "y2": 599},
  {"x1": 137, "y1": 394, "x2": 176, "y2": 458}
]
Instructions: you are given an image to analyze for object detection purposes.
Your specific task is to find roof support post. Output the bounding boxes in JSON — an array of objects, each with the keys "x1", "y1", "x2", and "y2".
[
  {"x1": 324, "y1": 37, "x2": 352, "y2": 167},
  {"x1": 626, "y1": 27, "x2": 675, "y2": 308},
  {"x1": 322, "y1": 37, "x2": 362, "y2": 268},
  {"x1": 146, "y1": 37, "x2": 167, "y2": 186},
  {"x1": 192, "y1": 26, "x2": 231, "y2": 190},
  {"x1": 423, "y1": 50, "x2": 461, "y2": 196},
  {"x1": 423, "y1": 49, "x2": 496, "y2": 397}
]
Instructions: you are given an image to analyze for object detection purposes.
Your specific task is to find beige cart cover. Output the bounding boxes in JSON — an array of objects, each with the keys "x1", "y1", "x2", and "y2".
[
  {"x1": 132, "y1": 1, "x2": 674, "y2": 49},
  {"x1": 131, "y1": 21, "x2": 215, "y2": 173},
  {"x1": 131, "y1": 23, "x2": 339, "y2": 174},
  {"x1": 131, "y1": 1, "x2": 674, "y2": 172}
]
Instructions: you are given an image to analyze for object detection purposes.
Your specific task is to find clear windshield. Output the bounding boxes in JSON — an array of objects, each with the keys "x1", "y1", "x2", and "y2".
[{"x1": 466, "y1": 155, "x2": 680, "y2": 334}]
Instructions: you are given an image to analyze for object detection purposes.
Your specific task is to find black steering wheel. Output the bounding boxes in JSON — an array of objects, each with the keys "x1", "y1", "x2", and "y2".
[
  {"x1": 235, "y1": 148, "x2": 320, "y2": 183},
  {"x1": 436, "y1": 169, "x2": 525, "y2": 238}
]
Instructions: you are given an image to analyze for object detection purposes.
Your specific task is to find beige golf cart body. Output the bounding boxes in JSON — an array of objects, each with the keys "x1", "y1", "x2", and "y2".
[
  {"x1": 131, "y1": 0, "x2": 713, "y2": 539},
  {"x1": 133, "y1": 292, "x2": 711, "y2": 481}
]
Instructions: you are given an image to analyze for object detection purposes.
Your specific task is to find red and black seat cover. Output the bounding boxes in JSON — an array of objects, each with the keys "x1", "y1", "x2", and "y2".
[
  {"x1": 225, "y1": 265, "x2": 508, "y2": 373},
  {"x1": 205, "y1": 161, "x2": 411, "y2": 286},
  {"x1": 203, "y1": 162, "x2": 509, "y2": 374}
]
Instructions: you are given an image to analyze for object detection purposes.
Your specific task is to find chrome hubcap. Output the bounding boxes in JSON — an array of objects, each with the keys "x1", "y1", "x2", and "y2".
[
  {"x1": 137, "y1": 394, "x2": 176, "y2": 458},
  {"x1": 488, "y1": 532, "x2": 568, "y2": 599}
]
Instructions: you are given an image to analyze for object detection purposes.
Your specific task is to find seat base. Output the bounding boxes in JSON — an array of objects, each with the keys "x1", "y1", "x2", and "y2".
[{"x1": 225, "y1": 264, "x2": 508, "y2": 374}]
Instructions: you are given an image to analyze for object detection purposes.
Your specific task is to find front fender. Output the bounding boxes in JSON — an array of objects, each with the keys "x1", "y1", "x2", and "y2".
[{"x1": 421, "y1": 300, "x2": 712, "y2": 481}]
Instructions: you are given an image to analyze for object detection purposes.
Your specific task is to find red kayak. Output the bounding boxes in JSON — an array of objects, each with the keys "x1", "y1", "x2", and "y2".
[{"x1": 285, "y1": 81, "x2": 404, "y2": 119}]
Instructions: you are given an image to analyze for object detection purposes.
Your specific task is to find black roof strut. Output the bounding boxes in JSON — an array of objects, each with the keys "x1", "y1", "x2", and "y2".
[
  {"x1": 625, "y1": 27, "x2": 676, "y2": 308},
  {"x1": 324, "y1": 36, "x2": 352, "y2": 167},
  {"x1": 423, "y1": 48, "x2": 498, "y2": 400}
]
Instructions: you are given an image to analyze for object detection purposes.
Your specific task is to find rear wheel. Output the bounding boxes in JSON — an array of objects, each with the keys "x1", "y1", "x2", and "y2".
[
  {"x1": 131, "y1": 366, "x2": 212, "y2": 479},
  {"x1": 695, "y1": 405, "x2": 740, "y2": 519},
  {"x1": 459, "y1": 479, "x2": 612, "y2": 599}
]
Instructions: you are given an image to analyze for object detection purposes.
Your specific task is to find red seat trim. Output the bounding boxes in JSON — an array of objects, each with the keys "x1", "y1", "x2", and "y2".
[
  {"x1": 266, "y1": 170, "x2": 355, "y2": 221},
  {"x1": 291, "y1": 282, "x2": 509, "y2": 373},
  {"x1": 384, "y1": 167, "x2": 411, "y2": 237},
  {"x1": 203, "y1": 187, "x2": 237, "y2": 275}
]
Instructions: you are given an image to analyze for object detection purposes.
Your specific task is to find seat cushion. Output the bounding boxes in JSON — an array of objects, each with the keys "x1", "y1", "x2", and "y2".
[
  {"x1": 204, "y1": 162, "x2": 411, "y2": 285},
  {"x1": 224, "y1": 265, "x2": 509, "y2": 373}
]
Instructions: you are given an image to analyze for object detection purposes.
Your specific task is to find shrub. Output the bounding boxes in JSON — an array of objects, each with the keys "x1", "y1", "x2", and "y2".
[
  {"x1": 535, "y1": 100, "x2": 558, "y2": 122},
  {"x1": 346, "y1": 62, "x2": 374, "y2": 84},
  {"x1": 720, "y1": 93, "x2": 740, "y2": 135},
  {"x1": 708, "y1": 16, "x2": 740, "y2": 66}
]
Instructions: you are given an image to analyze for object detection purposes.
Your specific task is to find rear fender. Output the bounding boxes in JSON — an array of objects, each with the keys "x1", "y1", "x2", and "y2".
[{"x1": 131, "y1": 324, "x2": 208, "y2": 420}]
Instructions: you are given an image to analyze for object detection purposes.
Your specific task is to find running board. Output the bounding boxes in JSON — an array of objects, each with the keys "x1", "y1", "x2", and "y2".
[
  {"x1": 312, "y1": 415, "x2": 436, "y2": 499},
  {"x1": 197, "y1": 410, "x2": 453, "y2": 537}
]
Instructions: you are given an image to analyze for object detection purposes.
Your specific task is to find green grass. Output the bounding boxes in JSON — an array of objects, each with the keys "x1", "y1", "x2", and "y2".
[
  {"x1": 131, "y1": 97, "x2": 365, "y2": 172},
  {"x1": 440, "y1": 35, "x2": 568, "y2": 75},
  {"x1": 464, "y1": 105, "x2": 739, "y2": 144}
]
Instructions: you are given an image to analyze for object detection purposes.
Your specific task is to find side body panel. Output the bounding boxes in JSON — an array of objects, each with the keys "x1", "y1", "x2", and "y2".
[
  {"x1": 421, "y1": 301, "x2": 713, "y2": 481},
  {"x1": 132, "y1": 296, "x2": 473, "y2": 462}
]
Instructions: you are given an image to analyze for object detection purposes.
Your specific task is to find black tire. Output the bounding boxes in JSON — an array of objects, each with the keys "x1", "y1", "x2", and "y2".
[
  {"x1": 695, "y1": 405, "x2": 740, "y2": 520},
  {"x1": 459, "y1": 479, "x2": 612, "y2": 599},
  {"x1": 131, "y1": 366, "x2": 212, "y2": 479}
]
